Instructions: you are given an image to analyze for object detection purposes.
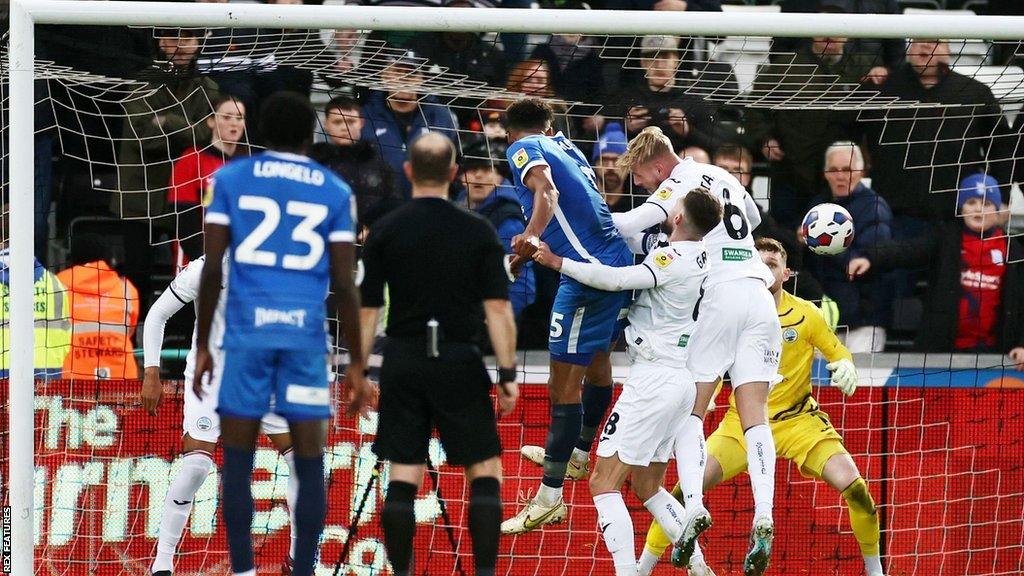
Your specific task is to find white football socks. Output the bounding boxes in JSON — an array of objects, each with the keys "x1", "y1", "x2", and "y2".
[
  {"x1": 283, "y1": 449, "x2": 299, "y2": 560},
  {"x1": 744, "y1": 424, "x2": 776, "y2": 520},
  {"x1": 636, "y1": 549, "x2": 660, "y2": 576},
  {"x1": 593, "y1": 492, "x2": 637, "y2": 576},
  {"x1": 643, "y1": 488, "x2": 687, "y2": 544},
  {"x1": 676, "y1": 414, "x2": 707, "y2": 509},
  {"x1": 152, "y1": 451, "x2": 213, "y2": 573},
  {"x1": 536, "y1": 483, "x2": 562, "y2": 507}
]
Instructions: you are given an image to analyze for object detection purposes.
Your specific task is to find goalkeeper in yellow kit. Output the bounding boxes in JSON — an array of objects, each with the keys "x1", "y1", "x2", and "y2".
[{"x1": 639, "y1": 238, "x2": 884, "y2": 576}]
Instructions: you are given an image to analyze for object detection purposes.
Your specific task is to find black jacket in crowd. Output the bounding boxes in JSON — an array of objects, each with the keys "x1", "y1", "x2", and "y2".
[
  {"x1": 775, "y1": 0, "x2": 904, "y2": 69},
  {"x1": 745, "y1": 46, "x2": 875, "y2": 201},
  {"x1": 859, "y1": 64, "x2": 1016, "y2": 221},
  {"x1": 309, "y1": 141, "x2": 403, "y2": 229},
  {"x1": 861, "y1": 221, "x2": 1024, "y2": 353}
]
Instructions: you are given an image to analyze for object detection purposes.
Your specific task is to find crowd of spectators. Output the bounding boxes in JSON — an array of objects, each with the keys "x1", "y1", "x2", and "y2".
[{"x1": 6, "y1": 0, "x2": 1024, "y2": 374}]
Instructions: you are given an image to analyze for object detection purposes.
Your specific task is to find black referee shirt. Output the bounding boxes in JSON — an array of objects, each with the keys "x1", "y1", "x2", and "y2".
[{"x1": 360, "y1": 197, "x2": 510, "y2": 344}]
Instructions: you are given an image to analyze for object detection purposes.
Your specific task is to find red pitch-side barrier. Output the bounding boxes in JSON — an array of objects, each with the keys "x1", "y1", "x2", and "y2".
[{"x1": 2, "y1": 379, "x2": 1022, "y2": 575}]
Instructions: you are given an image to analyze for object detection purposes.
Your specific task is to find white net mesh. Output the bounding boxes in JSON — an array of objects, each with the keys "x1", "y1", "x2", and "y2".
[{"x1": 2, "y1": 10, "x2": 1024, "y2": 576}]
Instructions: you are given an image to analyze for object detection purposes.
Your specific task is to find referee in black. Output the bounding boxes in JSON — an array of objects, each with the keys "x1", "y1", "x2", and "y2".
[{"x1": 357, "y1": 132, "x2": 519, "y2": 576}]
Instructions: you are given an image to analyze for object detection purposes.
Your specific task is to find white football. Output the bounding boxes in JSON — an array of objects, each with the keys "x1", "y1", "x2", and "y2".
[{"x1": 802, "y1": 203, "x2": 855, "y2": 256}]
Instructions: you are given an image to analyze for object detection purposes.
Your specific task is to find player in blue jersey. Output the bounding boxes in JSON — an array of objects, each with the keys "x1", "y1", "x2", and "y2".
[
  {"x1": 500, "y1": 98, "x2": 633, "y2": 535},
  {"x1": 194, "y1": 92, "x2": 371, "y2": 576}
]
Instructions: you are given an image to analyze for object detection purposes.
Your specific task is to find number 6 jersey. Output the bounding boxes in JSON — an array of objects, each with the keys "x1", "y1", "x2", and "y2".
[
  {"x1": 644, "y1": 157, "x2": 774, "y2": 289},
  {"x1": 204, "y1": 150, "x2": 356, "y2": 351}
]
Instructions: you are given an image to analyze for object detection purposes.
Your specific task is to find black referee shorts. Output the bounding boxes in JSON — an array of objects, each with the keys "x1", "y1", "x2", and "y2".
[{"x1": 372, "y1": 339, "x2": 502, "y2": 467}]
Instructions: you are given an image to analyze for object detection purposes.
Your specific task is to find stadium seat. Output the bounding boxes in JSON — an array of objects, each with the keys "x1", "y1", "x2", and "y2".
[{"x1": 708, "y1": 4, "x2": 780, "y2": 94}]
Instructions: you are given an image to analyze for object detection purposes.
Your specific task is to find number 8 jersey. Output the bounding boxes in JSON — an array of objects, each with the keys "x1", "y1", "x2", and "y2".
[
  {"x1": 645, "y1": 157, "x2": 773, "y2": 289},
  {"x1": 205, "y1": 150, "x2": 356, "y2": 351}
]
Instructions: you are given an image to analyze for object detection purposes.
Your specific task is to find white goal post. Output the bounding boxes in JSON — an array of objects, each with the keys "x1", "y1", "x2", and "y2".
[{"x1": 6, "y1": 2, "x2": 1024, "y2": 574}]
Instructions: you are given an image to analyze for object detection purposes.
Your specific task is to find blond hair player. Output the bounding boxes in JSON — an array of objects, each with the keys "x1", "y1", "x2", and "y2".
[
  {"x1": 611, "y1": 127, "x2": 781, "y2": 576},
  {"x1": 641, "y1": 238, "x2": 883, "y2": 576}
]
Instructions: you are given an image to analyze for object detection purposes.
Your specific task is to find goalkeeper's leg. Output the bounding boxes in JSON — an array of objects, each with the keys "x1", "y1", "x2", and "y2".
[
  {"x1": 151, "y1": 437, "x2": 215, "y2": 576},
  {"x1": 638, "y1": 455, "x2": 726, "y2": 576},
  {"x1": 821, "y1": 452, "x2": 883, "y2": 576}
]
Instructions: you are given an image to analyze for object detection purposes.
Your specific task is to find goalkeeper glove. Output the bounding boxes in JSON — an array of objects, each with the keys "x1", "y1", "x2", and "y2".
[{"x1": 826, "y1": 358, "x2": 858, "y2": 396}]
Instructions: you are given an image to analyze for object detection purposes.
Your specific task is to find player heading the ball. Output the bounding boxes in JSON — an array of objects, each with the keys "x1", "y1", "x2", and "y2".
[
  {"x1": 196, "y1": 91, "x2": 370, "y2": 576},
  {"x1": 501, "y1": 97, "x2": 633, "y2": 536}
]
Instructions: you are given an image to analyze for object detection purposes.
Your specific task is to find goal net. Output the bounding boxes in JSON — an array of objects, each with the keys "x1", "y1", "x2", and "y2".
[{"x1": 3, "y1": 4, "x2": 1024, "y2": 575}]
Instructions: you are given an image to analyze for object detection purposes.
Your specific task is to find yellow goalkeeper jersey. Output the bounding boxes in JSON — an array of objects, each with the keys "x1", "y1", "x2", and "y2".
[{"x1": 727, "y1": 290, "x2": 852, "y2": 420}]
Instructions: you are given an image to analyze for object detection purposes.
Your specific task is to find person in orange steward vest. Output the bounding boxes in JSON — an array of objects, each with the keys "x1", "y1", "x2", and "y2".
[{"x1": 57, "y1": 234, "x2": 140, "y2": 379}]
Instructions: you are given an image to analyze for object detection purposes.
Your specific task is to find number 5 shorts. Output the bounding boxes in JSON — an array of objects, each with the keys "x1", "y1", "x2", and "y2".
[
  {"x1": 548, "y1": 278, "x2": 631, "y2": 364},
  {"x1": 595, "y1": 359, "x2": 697, "y2": 467}
]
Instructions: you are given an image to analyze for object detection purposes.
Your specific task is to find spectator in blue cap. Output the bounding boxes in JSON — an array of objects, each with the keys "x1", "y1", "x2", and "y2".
[
  {"x1": 591, "y1": 122, "x2": 633, "y2": 212},
  {"x1": 848, "y1": 173, "x2": 1024, "y2": 366}
]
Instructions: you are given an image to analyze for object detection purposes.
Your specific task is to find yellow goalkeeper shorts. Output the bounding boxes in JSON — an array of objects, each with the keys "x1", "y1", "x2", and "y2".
[{"x1": 707, "y1": 407, "x2": 848, "y2": 482}]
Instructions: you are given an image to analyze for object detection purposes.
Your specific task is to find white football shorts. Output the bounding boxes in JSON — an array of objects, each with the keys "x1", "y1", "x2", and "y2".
[
  {"x1": 596, "y1": 360, "x2": 696, "y2": 466},
  {"x1": 183, "y1": 349, "x2": 290, "y2": 443},
  {"x1": 686, "y1": 276, "x2": 782, "y2": 387}
]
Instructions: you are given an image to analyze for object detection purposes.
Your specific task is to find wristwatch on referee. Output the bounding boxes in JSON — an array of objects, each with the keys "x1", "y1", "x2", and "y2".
[{"x1": 497, "y1": 366, "x2": 517, "y2": 390}]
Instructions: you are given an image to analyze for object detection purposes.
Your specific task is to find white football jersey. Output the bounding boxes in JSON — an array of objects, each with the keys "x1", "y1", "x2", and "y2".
[
  {"x1": 645, "y1": 158, "x2": 773, "y2": 288},
  {"x1": 166, "y1": 255, "x2": 228, "y2": 381},
  {"x1": 623, "y1": 241, "x2": 708, "y2": 367}
]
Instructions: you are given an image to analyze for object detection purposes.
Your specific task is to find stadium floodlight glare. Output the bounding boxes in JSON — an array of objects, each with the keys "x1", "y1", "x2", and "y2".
[{"x1": 6, "y1": 2, "x2": 1024, "y2": 574}]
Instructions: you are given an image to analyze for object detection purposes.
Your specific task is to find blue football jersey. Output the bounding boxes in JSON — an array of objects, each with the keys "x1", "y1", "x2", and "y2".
[
  {"x1": 507, "y1": 133, "x2": 630, "y2": 267},
  {"x1": 205, "y1": 151, "x2": 356, "y2": 351}
]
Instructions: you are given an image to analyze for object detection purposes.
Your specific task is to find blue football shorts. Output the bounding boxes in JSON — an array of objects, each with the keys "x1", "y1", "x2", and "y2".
[
  {"x1": 548, "y1": 277, "x2": 631, "y2": 364},
  {"x1": 216, "y1": 348, "x2": 331, "y2": 421}
]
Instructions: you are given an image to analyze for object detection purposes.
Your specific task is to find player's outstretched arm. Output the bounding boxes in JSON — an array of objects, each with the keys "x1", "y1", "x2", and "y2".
[
  {"x1": 533, "y1": 240, "x2": 656, "y2": 292},
  {"x1": 140, "y1": 285, "x2": 189, "y2": 414},
  {"x1": 612, "y1": 203, "x2": 669, "y2": 239},
  {"x1": 330, "y1": 241, "x2": 372, "y2": 417},
  {"x1": 195, "y1": 224, "x2": 229, "y2": 397},
  {"x1": 484, "y1": 299, "x2": 519, "y2": 417},
  {"x1": 808, "y1": 308, "x2": 858, "y2": 396}
]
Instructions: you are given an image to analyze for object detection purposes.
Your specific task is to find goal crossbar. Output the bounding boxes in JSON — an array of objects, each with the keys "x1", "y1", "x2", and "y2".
[
  {"x1": 16, "y1": 0, "x2": 1024, "y2": 38},
  {"x1": 7, "y1": 1, "x2": 1024, "y2": 574}
]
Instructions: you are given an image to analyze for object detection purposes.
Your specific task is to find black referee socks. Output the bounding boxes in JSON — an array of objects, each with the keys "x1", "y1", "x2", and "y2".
[
  {"x1": 382, "y1": 480, "x2": 418, "y2": 576},
  {"x1": 469, "y1": 477, "x2": 502, "y2": 576}
]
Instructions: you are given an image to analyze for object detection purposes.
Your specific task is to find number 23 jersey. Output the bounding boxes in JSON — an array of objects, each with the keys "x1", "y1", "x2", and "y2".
[
  {"x1": 205, "y1": 151, "x2": 356, "y2": 351},
  {"x1": 646, "y1": 157, "x2": 773, "y2": 288}
]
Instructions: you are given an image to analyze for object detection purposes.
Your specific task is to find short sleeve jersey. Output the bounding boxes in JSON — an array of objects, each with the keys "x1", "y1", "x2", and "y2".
[
  {"x1": 359, "y1": 198, "x2": 509, "y2": 344},
  {"x1": 645, "y1": 158, "x2": 773, "y2": 288},
  {"x1": 624, "y1": 241, "x2": 708, "y2": 367},
  {"x1": 507, "y1": 133, "x2": 630, "y2": 267},
  {"x1": 205, "y1": 151, "x2": 356, "y2": 351}
]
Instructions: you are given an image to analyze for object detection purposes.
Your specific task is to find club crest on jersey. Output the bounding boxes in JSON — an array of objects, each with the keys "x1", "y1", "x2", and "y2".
[
  {"x1": 655, "y1": 188, "x2": 673, "y2": 201},
  {"x1": 202, "y1": 178, "x2": 215, "y2": 207},
  {"x1": 512, "y1": 149, "x2": 529, "y2": 169},
  {"x1": 654, "y1": 250, "x2": 675, "y2": 268},
  {"x1": 783, "y1": 327, "x2": 798, "y2": 343},
  {"x1": 196, "y1": 417, "x2": 212, "y2": 431}
]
